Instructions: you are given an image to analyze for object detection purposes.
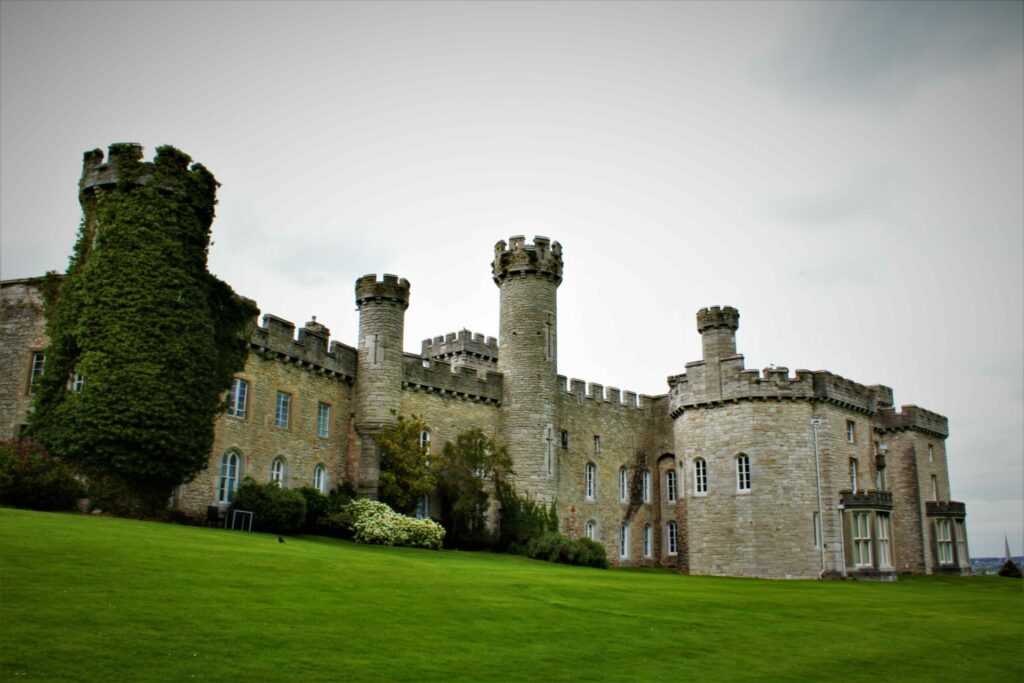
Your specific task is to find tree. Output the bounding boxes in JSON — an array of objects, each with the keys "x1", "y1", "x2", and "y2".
[
  {"x1": 376, "y1": 414, "x2": 436, "y2": 515},
  {"x1": 435, "y1": 428, "x2": 512, "y2": 548},
  {"x1": 29, "y1": 145, "x2": 256, "y2": 512}
]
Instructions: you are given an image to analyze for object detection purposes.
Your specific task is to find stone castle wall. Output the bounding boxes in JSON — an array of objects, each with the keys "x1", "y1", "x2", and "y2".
[{"x1": 0, "y1": 280, "x2": 49, "y2": 439}]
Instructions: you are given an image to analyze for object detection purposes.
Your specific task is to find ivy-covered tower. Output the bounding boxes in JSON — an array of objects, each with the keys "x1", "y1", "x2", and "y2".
[
  {"x1": 353, "y1": 274, "x2": 410, "y2": 497},
  {"x1": 492, "y1": 236, "x2": 563, "y2": 502}
]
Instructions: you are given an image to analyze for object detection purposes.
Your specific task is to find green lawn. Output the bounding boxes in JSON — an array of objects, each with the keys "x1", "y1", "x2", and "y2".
[{"x1": 1, "y1": 508, "x2": 1021, "y2": 682}]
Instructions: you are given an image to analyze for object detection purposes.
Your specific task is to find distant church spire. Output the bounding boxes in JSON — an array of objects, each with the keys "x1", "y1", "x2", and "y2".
[{"x1": 1006, "y1": 535, "x2": 1013, "y2": 562}]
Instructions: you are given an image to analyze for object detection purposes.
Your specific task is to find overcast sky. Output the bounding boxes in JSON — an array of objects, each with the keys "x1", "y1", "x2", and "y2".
[{"x1": 1, "y1": 1, "x2": 1021, "y2": 557}]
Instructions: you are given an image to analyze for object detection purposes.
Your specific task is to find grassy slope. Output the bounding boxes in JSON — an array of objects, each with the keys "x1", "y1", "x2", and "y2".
[{"x1": 1, "y1": 508, "x2": 1021, "y2": 682}]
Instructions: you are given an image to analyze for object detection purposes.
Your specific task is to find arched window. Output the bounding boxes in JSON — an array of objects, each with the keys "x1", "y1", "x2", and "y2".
[
  {"x1": 667, "y1": 521, "x2": 678, "y2": 555},
  {"x1": 618, "y1": 467, "x2": 628, "y2": 502},
  {"x1": 666, "y1": 469, "x2": 678, "y2": 502},
  {"x1": 643, "y1": 524, "x2": 652, "y2": 558},
  {"x1": 217, "y1": 450, "x2": 240, "y2": 504},
  {"x1": 642, "y1": 470, "x2": 651, "y2": 503},
  {"x1": 693, "y1": 458, "x2": 708, "y2": 495},
  {"x1": 619, "y1": 523, "x2": 630, "y2": 559},
  {"x1": 586, "y1": 520, "x2": 597, "y2": 540},
  {"x1": 270, "y1": 457, "x2": 286, "y2": 487},
  {"x1": 585, "y1": 462, "x2": 597, "y2": 499},
  {"x1": 419, "y1": 428, "x2": 431, "y2": 452},
  {"x1": 736, "y1": 454, "x2": 751, "y2": 492},
  {"x1": 313, "y1": 464, "x2": 327, "y2": 494}
]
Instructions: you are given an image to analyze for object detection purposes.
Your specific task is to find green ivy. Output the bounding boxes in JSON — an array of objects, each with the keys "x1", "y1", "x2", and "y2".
[{"x1": 29, "y1": 145, "x2": 256, "y2": 512}]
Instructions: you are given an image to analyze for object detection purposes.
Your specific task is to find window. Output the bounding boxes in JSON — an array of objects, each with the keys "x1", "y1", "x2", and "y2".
[
  {"x1": 593, "y1": 435, "x2": 601, "y2": 455},
  {"x1": 693, "y1": 458, "x2": 707, "y2": 495},
  {"x1": 643, "y1": 524, "x2": 652, "y2": 558},
  {"x1": 585, "y1": 520, "x2": 597, "y2": 540},
  {"x1": 316, "y1": 403, "x2": 330, "y2": 438},
  {"x1": 955, "y1": 519, "x2": 967, "y2": 565},
  {"x1": 419, "y1": 428, "x2": 431, "y2": 452},
  {"x1": 927, "y1": 444, "x2": 934, "y2": 463},
  {"x1": 585, "y1": 463, "x2": 596, "y2": 499},
  {"x1": 415, "y1": 494, "x2": 429, "y2": 520},
  {"x1": 813, "y1": 511, "x2": 822, "y2": 548},
  {"x1": 619, "y1": 523, "x2": 629, "y2": 559},
  {"x1": 936, "y1": 518, "x2": 953, "y2": 564},
  {"x1": 736, "y1": 454, "x2": 751, "y2": 492},
  {"x1": 876, "y1": 512, "x2": 892, "y2": 568},
  {"x1": 667, "y1": 521, "x2": 678, "y2": 555},
  {"x1": 274, "y1": 392, "x2": 290, "y2": 428},
  {"x1": 931, "y1": 475, "x2": 939, "y2": 501},
  {"x1": 217, "y1": 451, "x2": 240, "y2": 504},
  {"x1": 875, "y1": 465, "x2": 887, "y2": 490},
  {"x1": 270, "y1": 457, "x2": 286, "y2": 487},
  {"x1": 313, "y1": 464, "x2": 327, "y2": 494},
  {"x1": 852, "y1": 512, "x2": 872, "y2": 567},
  {"x1": 642, "y1": 470, "x2": 651, "y2": 503},
  {"x1": 666, "y1": 469, "x2": 677, "y2": 502},
  {"x1": 68, "y1": 372, "x2": 85, "y2": 393},
  {"x1": 618, "y1": 467, "x2": 628, "y2": 502},
  {"x1": 560, "y1": 430, "x2": 568, "y2": 449},
  {"x1": 227, "y1": 378, "x2": 248, "y2": 418},
  {"x1": 544, "y1": 425, "x2": 554, "y2": 476},
  {"x1": 29, "y1": 352, "x2": 45, "y2": 389},
  {"x1": 846, "y1": 420, "x2": 856, "y2": 443},
  {"x1": 849, "y1": 458, "x2": 858, "y2": 493}
]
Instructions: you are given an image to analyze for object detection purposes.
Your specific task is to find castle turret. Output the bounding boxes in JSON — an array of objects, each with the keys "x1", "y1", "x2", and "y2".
[
  {"x1": 697, "y1": 306, "x2": 739, "y2": 362},
  {"x1": 493, "y1": 236, "x2": 563, "y2": 502},
  {"x1": 353, "y1": 273, "x2": 410, "y2": 497}
]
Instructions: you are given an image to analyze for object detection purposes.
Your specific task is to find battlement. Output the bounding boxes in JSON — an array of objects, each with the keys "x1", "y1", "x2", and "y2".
[
  {"x1": 403, "y1": 354, "x2": 502, "y2": 403},
  {"x1": 557, "y1": 375, "x2": 649, "y2": 410},
  {"x1": 696, "y1": 305, "x2": 739, "y2": 333},
  {"x1": 492, "y1": 235, "x2": 563, "y2": 286},
  {"x1": 422, "y1": 329, "x2": 499, "y2": 363},
  {"x1": 80, "y1": 143, "x2": 214, "y2": 197},
  {"x1": 355, "y1": 274, "x2": 410, "y2": 309},
  {"x1": 876, "y1": 404, "x2": 949, "y2": 438},
  {"x1": 249, "y1": 311, "x2": 356, "y2": 379}
]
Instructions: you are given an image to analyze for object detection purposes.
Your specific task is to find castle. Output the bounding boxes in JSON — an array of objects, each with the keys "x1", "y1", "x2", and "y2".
[{"x1": 0, "y1": 144, "x2": 970, "y2": 578}]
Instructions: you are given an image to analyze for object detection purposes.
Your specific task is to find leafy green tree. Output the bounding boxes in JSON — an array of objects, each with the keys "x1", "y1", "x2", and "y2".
[
  {"x1": 376, "y1": 414, "x2": 436, "y2": 515},
  {"x1": 435, "y1": 428, "x2": 512, "y2": 548},
  {"x1": 29, "y1": 145, "x2": 256, "y2": 512}
]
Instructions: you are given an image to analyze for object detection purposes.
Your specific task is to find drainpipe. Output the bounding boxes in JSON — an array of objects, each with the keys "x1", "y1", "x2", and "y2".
[
  {"x1": 837, "y1": 502, "x2": 848, "y2": 578},
  {"x1": 811, "y1": 418, "x2": 826, "y2": 577}
]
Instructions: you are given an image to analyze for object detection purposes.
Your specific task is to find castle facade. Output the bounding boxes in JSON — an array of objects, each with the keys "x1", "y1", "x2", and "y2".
[{"x1": 0, "y1": 145, "x2": 970, "y2": 578}]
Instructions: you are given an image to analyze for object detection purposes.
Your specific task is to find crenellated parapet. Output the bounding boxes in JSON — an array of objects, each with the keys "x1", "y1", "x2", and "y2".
[
  {"x1": 876, "y1": 404, "x2": 949, "y2": 439},
  {"x1": 422, "y1": 329, "x2": 499, "y2": 367},
  {"x1": 248, "y1": 311, "x2": 356, "y2": 380},
  {"x1": 696, "y1": 305, "x2": 739, "y2": 333},
  {"x1": 355, "y1": 274, "x2": 410, "y2": 310},
  {"x1": 492, "y1": 235, "x2": 563, "y2": 286},
  {"x1": 79, "y1": 143, "x2": 215, "y2": 199},
  {"x1": 403, "y1": 354, "x2": 501, "y2": 403},
  {"x1": 557, "y1": 374, "x2": 651, "y2": 410}
]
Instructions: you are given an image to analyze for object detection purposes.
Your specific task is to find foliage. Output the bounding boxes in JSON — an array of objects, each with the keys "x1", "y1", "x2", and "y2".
[
  {"x1": 296, "y1": 485, "x2": 329, "y2": 532},
  {"x1": 231, "y1": 478, "x2": 307, "y2": 535},
  {"x1": 495, "y1": 479, "x2": 558, "y2": 553},
  {"x1": 525, "y1": 531, "x2": 609, "y2": 569},
  {"x1": 345, "y1": 499, "x2": 444, "y2": 549},
  {"x1": 0, "y1": 439, "x2": 81, "y2": 511},
  {"x1": 998, "y1": 558, "x2": 1022, "y2": 578},
  {"x1": 28, "y1": 145, "x2": 257, "y2": 513},
  {"x1": 435, "y1": 428, "x2": 512, "y2": 549},
  {"x1": 376, "y1": 414, "x2": 435, "y2": 515},
  {"x1": 622, "y1": 451, "x2": 649, "y2": 523}
]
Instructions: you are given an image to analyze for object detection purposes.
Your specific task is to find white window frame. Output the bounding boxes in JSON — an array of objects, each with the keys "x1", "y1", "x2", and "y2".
[
  {"x1": 849, "y1": 458, "x2": 858, "y2": 493},
  {"x1": 585, "y1": 462, "x2": 596, "y2": 500},
  {"x1": 813, "y1": 511, "x2": 822, "y2": 549},
  {"x1": 227, "y1": 378, "x2": 248, "y2": 418},
  {"x1": 666, "y1": 469, "x2": 677, "y2": 502},
  {"x1": 314, "y1": 463, "x2": 327, "y2": 494},
  {"x1": 270, "y1": 457, "x2": 286, "y2": 487},
  {"x1": 585, "y1": 520, "x2": 597, "y2": 541},
  {"x1": 316, "y1": 402, "x2": 330, "y2": 438},
  {"x1": 643, "y1": 524, "x2": 652, "y2": 558},
  {"x1": 876, "y1": 512, "x2": 892, "y2": 568},
  {"x1": 619, "y1": 523, "x2": 629, "y2": 559},
  {"x1": 68, "y1": 372, "x2": 85, "y2": 393},
  {"x1": 931, "y1": 475, "x2": 939, "y2": 501},
  {"x1": 593, "y1": 435, "x2": 601, "y2": 455},
  {"x1": 30, "y1": 352, "x2": 45, "y2": 389},
  {"x1": 667, "y1": 521, "x2": 678, "y2": 556},
  {"x1": 954, "y1": 519, "x2": 967, "y2": 565},
  {"x1": 642, "y1": 470, "x2": 651, "y2": 503},
  {"x1": 736, "y1": 454, "x2": 751, "y2": 492},
  {"x1": 936, "y1": 518, "x2": 953, "y2": 564},
  {"x1": 217, "y1": 451, "x2": 240, "y2": 504},
  {"x1": 846, "y1": 420, "x2": 856, "y2": 443},
  {"x1": 618, "y1": 467, "x2": 628, "y2": 502},
  {"x1": 693, "y1": 458, "x2": 707, "y2": 495},
  {"x1": 927, "y1": 444, "x2": 934, "y2": 463},
  {"x1": 274, "y1": 391, "x2": 290, "y2": 429},
  {"x1": 852, "y1": 511, "x2": 872, "y2": 567},
  {"x1": 419, "y1": 428, "x2": 431, "y2": 452}
]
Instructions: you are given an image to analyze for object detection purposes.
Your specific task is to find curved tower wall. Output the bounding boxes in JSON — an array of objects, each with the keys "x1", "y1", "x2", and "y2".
[
  {"x1": 353, "y1": 273, "x2": 410, "y2": 497},
  {"x1": 493, "y1": 236, "x2": 562, "y2": 502}
]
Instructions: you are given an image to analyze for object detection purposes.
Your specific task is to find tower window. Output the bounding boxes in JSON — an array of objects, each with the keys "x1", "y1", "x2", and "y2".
[
  {"x1": 666, "y1": 469, "x2": 678, "y2": 502},
  {"x1": 316, "y1": 402, "x2": 330, "y2": 438},
  {"x1": 560, "y1": 430, "x2": 568, "y2": 449},
  {"x1": 274, "y1": 392, "x2": 291, "y2": 429},
  {"x1": 585, "y1": 462, "x2": 596, "y2": 499},
  {"x1": 736, "y1": 454, "x2": 751, "y2": 492},
  {"x1": 846, "y1": 420, "x2": 856, "y2": 443},
  {"x1": 693, "y1": 458, "x2": 707, "y2": 495},
  {"x1": 227, "y1": 379, "x2": 248, "y2": 419},
  {"x1": 593, "y1": 435, "x2": 601, "y2": 455},
  {"x1": 642, "y1": 470, "x2": 651, "y2": 503}
]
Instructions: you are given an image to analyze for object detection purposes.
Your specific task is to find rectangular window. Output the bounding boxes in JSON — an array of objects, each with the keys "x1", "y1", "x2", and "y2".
[
  {"x1": 643, "y1": 525, "x2": 652, "y2": 558},
  {"x1": 928, "y1": 444, "x2": 934, "y2": 463},
  {"x1": 29, "y1": 352, "x2": 45, "y2": 389},
  {"x1": 849, "y1": 458, "x2": 858, "y2": 493},
  {"x1": 694, "y1": 459, "x2": 707, "y2": 495},
  {"x1": 68, "y1": 372, "x2": 84, "y2": 393},
  {"x1": 316, "y1": 402, "x2": 330, "y2": 438},
  {"x1": 274, "y1": 391, "x2": 291, "y2": 428},
  {"x1": 936, "y1": 519, "x2": 953, "y2": 564},
  {"x1": 666, "y1": 469, "x2": 677, "y2": 502},
  {"x1": 852, "y1": 512, "x2": 872, "y2": 567},
  {"x1": 667, "y1": 522, "x2": 678, "y2": 555},
  {"x1": 954, "y1": 519, "x2": 967, "y2": 565},
  {"x1": 931, "y1": 474, "x2": 939, "y2": 501},
  {"x1": 736, "y1": 455, "x2": 751, "y2": 492},
  {"x1": 846, "y1": 420, "x2": 856, "y2": 443},
  {"x1": 875, "y1": 466, "x2": 887, "y2": 490},
  {"x1": 618, "y1": 468, "x2": 628, "y2": 502},
  {"x1": 876, "y1": 513, "x2": 892, "y2": 568},
  {"x1": 642, "y1": 470, "x2": 651, "y2": 503},
  {"x1": 619, "y1": 523, "x2": 629, "y2": 559},
  {"x1": 227, "y1": 378, "x2": 248, "y2": 418},
  {"x1": 560, "y1": 430, "x2": 568, "y2": 449},
  {"x1": 593, "y1": 435, "x2": 601, "y2": 455},
  {"x1": 813, "y1": 511, "x2": 822, "y2": 549},
  {"x1": 585, "y1": 463, "x2": 596, "y2": 499}
]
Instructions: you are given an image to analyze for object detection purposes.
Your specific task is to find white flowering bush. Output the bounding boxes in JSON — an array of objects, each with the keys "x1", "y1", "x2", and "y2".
[{"x1": 346, "y1": 499, "x2": 445, "y2": 550}]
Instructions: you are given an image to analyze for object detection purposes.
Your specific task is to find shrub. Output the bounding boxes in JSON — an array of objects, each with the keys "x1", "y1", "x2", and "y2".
[
  {"x1": 297, "y1": 486, "x2": 329, "y2": 532},
  {"x1": 998, "y1": 559, "x2": 1022, "y2": 578},
  {"x1": 231, "y1": 478, "x2": 307, "y2": 535},
  {"x1": 495, "y1": 480, "x2": 558, "y2": 553},
  {"x1": 0, "y1": 438, "x2": 81, "y2": 511},
  {"x1": 345, "y1": 499, "x2": 444, "y2": 550},
  {"x1": 525, "y1": 531, "x2": 608, "y2": 569}
]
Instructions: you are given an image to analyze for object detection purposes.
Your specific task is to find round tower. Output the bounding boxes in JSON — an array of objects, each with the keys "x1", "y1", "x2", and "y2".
[
  {"x1": 492, "y1": 236, "x2": 563, "y2": 502},
  {"x1": 353, "y1": 273, "x2": 410, "y2": 498},
  {"x1": 696, "y1": 306, "x2": 739, "y2": 362}
]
